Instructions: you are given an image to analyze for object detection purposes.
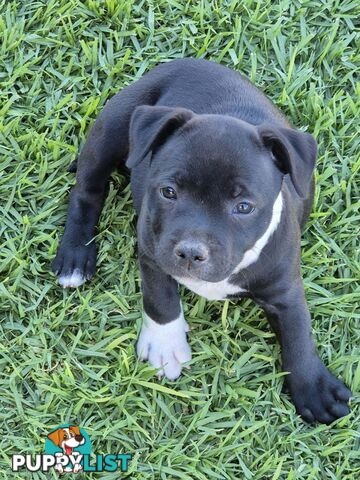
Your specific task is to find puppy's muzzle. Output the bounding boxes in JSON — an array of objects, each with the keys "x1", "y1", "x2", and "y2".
[{"x1": 174, "y1": 240, "x2": 209, "y2": 268}]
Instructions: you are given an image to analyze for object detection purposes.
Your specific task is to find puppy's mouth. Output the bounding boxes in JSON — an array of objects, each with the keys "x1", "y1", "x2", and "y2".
[
  {"x1": 64, "y1": 445, "x2": 73, "y2": 455},
  {"x1": 162, "y1": 261, "x2": 232, "y2": 283},
  {"x1": 175, "y1": 271, "x2": 228, "y2": 283}
]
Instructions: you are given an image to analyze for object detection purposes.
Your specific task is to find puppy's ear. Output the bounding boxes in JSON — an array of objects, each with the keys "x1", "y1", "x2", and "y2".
[
  {"x1": 126, "y1": 106, "x2": 194, "y2": 168},
  {"x1": 258, "y1": 125, "x2": 317, "y2": 198},
  {"x1": 69, "y1": 426, "x2": 81, "y2": 436},
  {"x1": 47, "y1": 429, "x2": 62, "y2": 446}
]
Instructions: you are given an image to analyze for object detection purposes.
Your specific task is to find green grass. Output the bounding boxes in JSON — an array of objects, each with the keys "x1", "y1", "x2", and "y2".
[{"x1": 0, "y1": 0, "x2": 359, "y2": 478}]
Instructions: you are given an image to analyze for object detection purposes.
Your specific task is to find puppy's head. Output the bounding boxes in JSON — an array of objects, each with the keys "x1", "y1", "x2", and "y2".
[
  {"x1": 127, "y1": 106, "x2": 317, "y2": 282},
  {"x1": 47, "y1": 426, "x2": 85, "y2": 451}
]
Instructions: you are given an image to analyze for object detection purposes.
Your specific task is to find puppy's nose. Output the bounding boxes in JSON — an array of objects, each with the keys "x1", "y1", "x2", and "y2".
[
  {"x1": 174, "y1": 240, "x2": 209, "y2": 263},
  {"x1": 75, "y1": 435, "x2": 83, "y2": 442}
]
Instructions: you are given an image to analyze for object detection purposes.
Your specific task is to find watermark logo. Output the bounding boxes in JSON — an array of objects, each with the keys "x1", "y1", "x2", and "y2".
[
  {"x1": 45, "y1": 425, "x2": 91, "y2": 474},
  {"x1": 12, "y1": 424, "x2": 132, "y2": 474}
]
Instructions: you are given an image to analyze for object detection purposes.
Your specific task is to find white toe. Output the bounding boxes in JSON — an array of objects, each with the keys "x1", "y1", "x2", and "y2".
[
  {"x1": 136, "y1": 336, "x2": 150, "y2": 360},
  {"x1": 148, "y1": 349, "x2": 163, "y2": 369},
  {"x1": 163, "y1": 355, "x2": 182, "y2": 380},
  {"x1": 58, "y1": 268, "x2": 86, "y2": 288},
  {"x1": 173, "y1": 342, "x2": 192, "y2": 363}
]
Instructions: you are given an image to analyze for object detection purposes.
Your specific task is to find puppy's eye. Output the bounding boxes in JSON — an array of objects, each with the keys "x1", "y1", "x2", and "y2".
[
  {"x1": 233, "y1": 201, "x2": 254, "y2": 214},
  {"x1": 160, "y1": 186, "x2": 177, "y2": 200}
]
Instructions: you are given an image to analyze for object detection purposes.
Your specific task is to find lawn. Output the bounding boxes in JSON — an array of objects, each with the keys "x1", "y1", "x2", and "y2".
[{"x1": 0, "y1": 0, "x2": 359, "y2": 478}]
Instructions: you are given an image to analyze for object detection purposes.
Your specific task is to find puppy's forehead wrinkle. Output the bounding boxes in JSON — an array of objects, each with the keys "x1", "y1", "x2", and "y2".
[
  {"x1": 180, "y1": 169, "x2": 252, "y2": 200},
  {"x1": 182, "y1": 114, "x2": 261, "y2": 147}
]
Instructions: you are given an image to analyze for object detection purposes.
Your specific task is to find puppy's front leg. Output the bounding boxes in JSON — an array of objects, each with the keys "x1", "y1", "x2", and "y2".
[
  {"x1": 52, "y1": 85, "x2": 151, "y2": 288},
  {"x1": 52, "y1": 113, "x2": 122, "y2": 288},
  {"x1": 257, "y1": 278, "x2": 351, "y2": 423},
  {"x1": 136, "y1": 258, "x2": 191, "y2": 380}
]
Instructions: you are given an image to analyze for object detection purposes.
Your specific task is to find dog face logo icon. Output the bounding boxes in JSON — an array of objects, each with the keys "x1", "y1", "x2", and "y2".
[
  {"x1": 48, "y1": 426, "x2": 85, "y2": 455},
  {"x1": 45, "y1": 425, "x2": 91, "y2": 474}
]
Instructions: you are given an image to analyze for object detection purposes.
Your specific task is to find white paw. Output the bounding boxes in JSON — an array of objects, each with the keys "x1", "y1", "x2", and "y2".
[
  {"x1": 136, "y1": 312, "x2": 191, "y2": 380},
  {"x1": 58, "y1": 268, "x2": 86, "y2": 288}
]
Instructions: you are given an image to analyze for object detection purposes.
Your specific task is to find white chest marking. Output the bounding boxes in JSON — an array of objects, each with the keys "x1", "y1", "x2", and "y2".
[
  {"x1": 174, "y1": 277, "x2": 246, "y2": 300},
  {"x1": 233, "y1": 191, "x2": 283, "y2": 272},
  {"x1": 174, "y1": 191, "x2": 283, "y2": 301}
]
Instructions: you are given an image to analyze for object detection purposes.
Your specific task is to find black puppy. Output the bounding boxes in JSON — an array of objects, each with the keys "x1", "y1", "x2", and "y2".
[{"x1": 53, "y1": 58, "x2": 351, "y2": 424}]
